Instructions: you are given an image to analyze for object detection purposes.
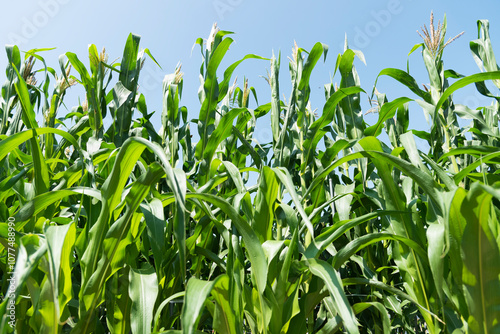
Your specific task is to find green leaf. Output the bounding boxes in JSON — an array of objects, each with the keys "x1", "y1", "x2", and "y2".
[
  {"x1": 76, "y1": 163, "x2": 165, "y2": 333},
  {"x1": 0, "y1": 236, "x2": 47, "y2": 331},
  {"x1": 129, "y1": 264, "x2": 158, "y2": 334},
  {"x1": 254, "y1": 166, "x2": 279, "y2": 242},
  {"x1": 218, "y1": 54, "x2": 268, "y2": 101},
  {"x1": 13, "y1": 188, "x2": 101, "y2": 226},
  {"x1": 375, "y1": 68, "x2": 431, "y2": 102},
  {"x1": 140, "y1": 199, "x2": 166, "y2": 275},
  {"x1": 426, "y1": 221, "x2": 446, "y2": 303},
  {"x1": 106, "y1": 267, "x2": 132, "y2": 334},
  {"x1": 320, "y1": 138, "x2": 351, "y2": 167},
  {"x1": 269, "y1": 53, "x2": 281, "y2": 144},
  {"x1": 143, "y1": 48, "x2": 162, "y2": 69},
  {"x1": 12, "y1": 66, "x2": 38, "y2": 130},
  {"x1": 114, "y1": 33, "x2": 141, "y2": 144},
  {"x1": 197, "y1": 107, "x2": 248, "y2": 176},
  {"x1": 461, "y1": 183, "x2": 500, "y2": 333},
  {"x1": 171, "y1": 168, "x2": 187, "y2": 280},
  {"x1": 342, "y1": 277, "x2": 440, "y2": 322},
  {"x1": 65, "y1": 51, "x2": 92, "y2": 87},
  {"x1": 298, "y1": 42, "x2": 328, "y2": 91},
  {"x1": 185, "y1": 193, "x2": 267, "y2": 295},
  {"x1": 37, "y1": 223, "x2": 76, "y2": 333},
  {"x1": 182, "y1": 276, "x2": 221, "y2": 334},
  {"x1": 359, "y1": 137, "x2": 443, "y2": 211},
  {"x1": 435, "y1": 71, "x2": 500, "y2": 115},
  {"x1": 306, "y1": 259, "x2": 359, "y2": 334},
  {"x1": 364, "y1": 97, "x2": 412, "y2": 137},
  {"x1": 357, "y1": 136, "x2": 436, "y2": 329},
  {"x1": 211, "y1": 274, "x2": 241, "y2": 334},
  {"x1": 76, "y1": 136, "x2": 186, "y2": 332},
  {"x1": 119, "y1": 33, "x2": 141, "y2": 91},
  {"x1": 302, "y1": 87, "x2": 364, "y2": 169},
  {"x1": 152, "y1": 292, "x2": 185, "y2": 333},
  {"x1": 470, "y1": 20, "x2": 500, "y2": 88},
  {"x1": 332, "y1": 232, "x2": 427, "y2": 269},
  {"x1": 305, "y1": 210, "x2": 399, "y2": 258},
  {"x1": 198, "y1": 37, "x2": 233, "y2": 158},
  {"x1": 0, "y1": 127, "x2": 81, "y2": 162},
  {"x1": 272, "y1": 167, "x2": 315, "y2": 242},
  {"x1": 232, "y1": 125, "x2": 262, "y2": 169},
  {"x1": 352, "y1": 302, "x2": 391, "y2": 334},
  {"x1": 449, "y1": 188, "x2": 467, "y2": 289},
  {"x1": 12, "y1": 67, "x2": 49, "y2": 196}
]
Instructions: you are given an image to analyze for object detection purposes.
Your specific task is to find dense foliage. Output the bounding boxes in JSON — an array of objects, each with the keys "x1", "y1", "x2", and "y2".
[{"x1": 1, "y1": 15, "x2": 500, "y2": 333}]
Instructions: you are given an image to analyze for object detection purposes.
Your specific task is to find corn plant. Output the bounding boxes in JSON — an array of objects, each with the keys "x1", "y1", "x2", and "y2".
[{"x1": 0, "y1": 14, "x2": 499, "y2": 334}]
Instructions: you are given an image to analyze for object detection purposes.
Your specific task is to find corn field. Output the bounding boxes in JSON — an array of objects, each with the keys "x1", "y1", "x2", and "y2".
[{"x1": 1, "y1": 14, "x2": 500, "y2": 334}]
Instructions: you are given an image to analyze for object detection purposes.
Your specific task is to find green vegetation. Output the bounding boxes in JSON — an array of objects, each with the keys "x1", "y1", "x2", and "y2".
[{"x1": 1, "y1": 14, "x2": 500, "y2": 333}]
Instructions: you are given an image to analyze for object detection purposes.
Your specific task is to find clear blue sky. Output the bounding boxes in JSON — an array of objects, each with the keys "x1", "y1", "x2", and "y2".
[{"x1": 1, "y1": 0, "x2": 499, "y2": 143}]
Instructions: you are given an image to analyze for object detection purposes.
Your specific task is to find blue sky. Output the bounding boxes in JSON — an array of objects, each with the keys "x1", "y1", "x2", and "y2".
[{"x1": 1, "y1": 0, "x2": 499, "y2": 144}]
